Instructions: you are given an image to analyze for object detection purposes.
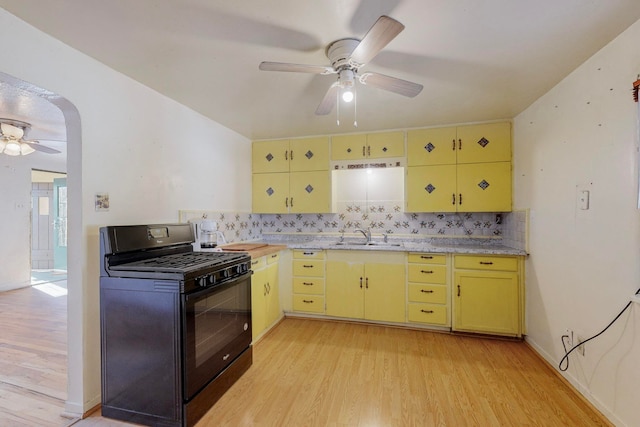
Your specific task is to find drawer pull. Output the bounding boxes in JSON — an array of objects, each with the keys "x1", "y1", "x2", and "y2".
[
  {"x1": 479, "y1": 261, "x2": 494, "y2": 265},
  {"x1": 303, "y1": 282, "x2": 314, "y2": 286},
  {"x1": 271, "y1": 254, "x2": 278, "y2": 258},
  {"x1": 251, "y1": 260, "x2": 259, "y2": 266},
  {"x1": 420, "y1": 270, "x2": 434, "y2": 274},
  {"x1": 421, "y1": 310, "x2": 434, "y2": 314},
  {"x1": 303, "y1": 264, "x2": 314, "y2": 268},
  {"x1": 420, "y1": 289, "x2": 434, "y2": 293},
  {"x1": 302, "y1": 299, "x2": 314, "y2": 304},
  {"x1": 303, "y1": 252, "x2": 315, "y2": 255},
  {"x1": 420, "y1": 255, "x2": 434, "y2": 259}
]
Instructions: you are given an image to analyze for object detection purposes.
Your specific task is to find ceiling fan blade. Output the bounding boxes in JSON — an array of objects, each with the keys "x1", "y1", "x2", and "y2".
[
  {"x1": 259, "y1": 62, "x2": 336, "y2": 75},
  {"x1": 358, "y1": 72, "x2": 423, "y2": 98},
  {"x1": 23, "y1": 140, "x2": 61, "y2": 154},
  {"x1": 315, "y1": 83, "x2": 340, "y2": 115},
  {"x1": 349, "y1": 15, "x2": 404, "y2": 67}
]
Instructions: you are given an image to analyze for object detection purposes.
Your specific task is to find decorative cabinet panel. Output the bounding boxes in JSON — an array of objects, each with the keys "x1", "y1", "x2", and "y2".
[
  {"x1": 406, "y1": 161, "x2": 511, "y2": 212},
  {"x1": 453, "y1": 255, "x2": 522, "y2": 337},
  {"x1": 325, "y1": 251, "x2": 405, "y2": 323},
  {"x1": 253, "y1": 137, "x2": 329, "y2": 173},
  {"x1": 407, "y1": 253, "x2": 450, "y2": 327},
  {"x1": 331, "y1": 131, "x2": 404, "y2": 161},
  {"x1": 407, "y1": 122, "x2": 511, "y2": 166},
  {"x1": 252, "y1": 171, "x2": 331, "y2": 213},
  {"x1": 292, "y1": 250, "x2": 325, "y2": 314}
]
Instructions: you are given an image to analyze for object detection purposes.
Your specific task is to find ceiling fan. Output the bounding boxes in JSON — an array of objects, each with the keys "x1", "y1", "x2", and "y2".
[
  {"x1": 259, "y1": 15, "x2": 423, "y2": 116},
  {"x1": 0, "y1": 118, "x2": 62, "y2": 156}
]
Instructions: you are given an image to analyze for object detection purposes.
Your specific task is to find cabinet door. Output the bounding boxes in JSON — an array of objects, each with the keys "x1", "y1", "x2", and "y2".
[
  {"x1": 367, "y1": 131, "x2": 404, "y2": 158},
  {"x1": 289, "y1": 171, "x2": 331, "y2": 213},
  {"x1": 453, "y1": 270, "x2": 519, "y2": 336},
  {"x1": 265, "y1": 261, "x2": 280, "y2": 326},
  {"x1": 406, "y1": 165, "x2": 457, "y2": 212},
  {"x1": 252, "y1": 173, "x2": 289, "y2": 213},
  {"x1": 331, "y1": 134, "x2": 367, "y2": 161},
  {"x1": 289, "y1": 137, "x2": 330, "y2": 172},
  {"x1": 326, "y1": 261, "x2": 364, "y2": 318},
  {"x1": 456, "y1": 162, "x2": 511, "y2": 212},
  {"x1": 455, "y1": 122, "x2": 511, "y2": 164},
  {"x1": 364, "y1": 263, "x2": 405, "y2": 322},
  {"x1": 407, "y1": 127, "x2": 457, "y2": 166},
  {"x1": 251, "y1": 266, "x2": 267, "y2": 340},
  {"x1": 252, "y1": 139, "x2": 290, "y2": 173}
]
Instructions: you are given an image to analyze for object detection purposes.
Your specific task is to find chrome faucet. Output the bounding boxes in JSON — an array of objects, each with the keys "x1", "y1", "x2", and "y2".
[{"x1": 354, "y1": 227, "x2": 371, "y2": 243}]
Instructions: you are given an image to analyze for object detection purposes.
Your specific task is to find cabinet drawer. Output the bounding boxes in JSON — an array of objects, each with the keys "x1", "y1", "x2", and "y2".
[
  {"x1": 266, "y1": 252, "x2": 280, "y2": 264},
  {"x1": 408, "y1": 303, "x2": 447, "y2": 325},
  {"x1": 454, "y1": 255, "x2": 518, "y2": 271},
  {"x1": 250, "y1": 256, "x2": 266, "y2": 270},
  {"x1": 293, "y1": 278, "x2": 325, "y2": 295},
  {"x1": 408, "y1": 284, "x2": 446, "y2": 304},
  {"x1": 408, "y1": 253, "x2": 446, "y2": 265},
  {"x1": 293, "y1": 249, "x2": 325, "y2": 260},
  {"x1": 293, "y1": 295, "x2": 325, "y2": 313},
  {"x1": 407, "y1": 264, "x2": 446, "y2": 284},
  {"x1": 293, "y1": 259, "x2": 325, "y2": 277}
]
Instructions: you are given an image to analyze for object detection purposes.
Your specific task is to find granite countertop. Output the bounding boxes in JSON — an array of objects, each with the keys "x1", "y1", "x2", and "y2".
[{"x1": 251, "y1": 235, "x2": 528, "y2": 256}]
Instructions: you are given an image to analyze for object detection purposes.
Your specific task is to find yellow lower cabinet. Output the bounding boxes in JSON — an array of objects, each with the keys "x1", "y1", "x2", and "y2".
[
  {"x1": 325, "y1": 251, "x2": 405, "y2": 323},
  {"x1": 292, "y1": 294, "x2": 325, "y2": 313},
  {"x1": 251, "y1": 254, "x2": 281, "y2": 341},
  {"x1": 292, "y1": 250, "x2": 325, "y2": 314},
  {"x1": 408, "y1": 303, "x2": 447, "y2": 325},
  {"x1": 251, "y1": 261, "x2": 268, "y2": 341},
  {"x1": 453, "y1": 255, "x2": 521, "y2": 337},
  {"x1": 407, "y1": 253, "x2": 450, "y2": 327}
]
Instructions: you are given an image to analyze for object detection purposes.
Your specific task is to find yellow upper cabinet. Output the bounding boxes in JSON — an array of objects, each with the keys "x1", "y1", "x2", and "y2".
[
  {"x1": 366, "y1": 131, "x2": 405, "y2": 159},
  {"x1": 331, "y1": 132, "x2": 404, "y2": 161},
  {"x1": 407, "y1": 127, "x2": 457, "y2": 166},
  {"x1": 407, "y1": 122, "x2": 511, "y2": 166},
  {"x1": 252, "y1": 171, "x2": 332, "y2": 214},
  {"x1": 253, "y1": 139, "x2": 290, "y2": 173},
  {"x1": 456, "y1": 162, "x2": 511, "y2": 212},
  {"x1": 289, "y1": 137, "x2": 330, "y2": 172},
  {"x1": 252, "y1": 172, "x2": 290, "y2": 214},
  {"x1": 331, "y1": 134, "x2": 367, "y2": 161},
  {"x1": 455, "y1": 122, "x2": 511, "y2": 164},
  {"x1": 253, "y1": 137, "x2": 329, "y2": 173},
  {"x1": 406, "y1": 165, "x2": 457, "y2": 212}
]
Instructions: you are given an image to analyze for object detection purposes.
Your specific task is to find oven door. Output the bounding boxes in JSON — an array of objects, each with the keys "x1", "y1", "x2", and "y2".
[{"x1": 182, "y1": 272, "x2": 252, "y2": 401}]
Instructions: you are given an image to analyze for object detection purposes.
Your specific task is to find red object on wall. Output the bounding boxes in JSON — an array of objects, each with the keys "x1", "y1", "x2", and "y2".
[{"x1": 633, "y1": 78, "x2": 640, "y2": 102}]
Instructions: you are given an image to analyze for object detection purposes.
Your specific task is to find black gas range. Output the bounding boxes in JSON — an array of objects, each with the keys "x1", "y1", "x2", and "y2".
[{"x1": 99, "y1": 223, "x2": 253, "y2": 427}]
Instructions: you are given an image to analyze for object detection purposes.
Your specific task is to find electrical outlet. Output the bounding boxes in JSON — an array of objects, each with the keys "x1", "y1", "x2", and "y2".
[
  {"x1": 564, "y1": 329, "x2": 573, "y2": 347},
  {"x1": 576, "y1": 335, "x2": 586, "y2": 356}
]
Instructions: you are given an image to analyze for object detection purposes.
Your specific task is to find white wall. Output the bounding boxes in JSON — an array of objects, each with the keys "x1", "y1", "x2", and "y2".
[
  {"x1": 0, "y1": 8, "x2": 251, "y2": 415},
  {"x1": 514, "y1": 18, "x2": 640, "y2": 427}
]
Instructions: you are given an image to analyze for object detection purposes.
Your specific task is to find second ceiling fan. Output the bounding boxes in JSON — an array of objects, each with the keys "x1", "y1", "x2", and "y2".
[{"x1": 259, "y1": 15, "x2": 423, "y2": 115}]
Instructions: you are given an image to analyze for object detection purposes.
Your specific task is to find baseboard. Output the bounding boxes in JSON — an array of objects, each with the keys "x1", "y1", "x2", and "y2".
[{"x1": 524, "y1": 337, "x2": 619, "y2": 427}]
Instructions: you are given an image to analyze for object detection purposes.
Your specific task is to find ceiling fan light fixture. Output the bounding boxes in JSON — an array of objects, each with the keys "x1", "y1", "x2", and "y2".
[
  {"x1": 20, "y1": 143, "x2": 36, "y2": 155},
  {"x1": 0, "y1": 122, "x2": 25, "y2": 140},
  {"x1": 342, "y1": 89, "x2": 354, "y2": 103},
  {"x1": 4, "y1": 140, "x2": 22, "y2": 156}
]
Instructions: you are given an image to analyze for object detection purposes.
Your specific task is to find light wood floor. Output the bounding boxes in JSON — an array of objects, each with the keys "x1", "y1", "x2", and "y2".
[
  {"x1": 80, "y1": 318, "x2": 610, "y2": 427},
  {"x1": 0, "y1": 282, "x2": 611, "y2": 427},
  {"x1": 0, "y1": 281, "x2": 75, "y2": 427}
]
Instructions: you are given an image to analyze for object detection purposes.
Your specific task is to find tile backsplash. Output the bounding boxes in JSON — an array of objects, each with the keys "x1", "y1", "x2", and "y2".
[{"x1": 180, "y1": 207, "x2": 527, "y2": 248}]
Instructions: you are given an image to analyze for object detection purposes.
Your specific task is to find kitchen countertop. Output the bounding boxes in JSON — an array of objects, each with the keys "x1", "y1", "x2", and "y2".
[
  {"x1": 239, "y1": 235, "x2": 528, "y2": 256},
  {"x1": 220, "y1": 243, "x2": 287, "y2": 259}
]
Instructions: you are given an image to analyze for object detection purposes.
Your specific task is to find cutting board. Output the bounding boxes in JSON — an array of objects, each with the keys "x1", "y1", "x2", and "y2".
[{"x1": 222, "y1": 243, "x2": 268, "y2": 251}]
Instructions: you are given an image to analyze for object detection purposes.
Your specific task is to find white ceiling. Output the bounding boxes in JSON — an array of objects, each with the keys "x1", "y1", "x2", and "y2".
[{"x1": 1, "y1": 0, "x2": 640, "y2": 142}]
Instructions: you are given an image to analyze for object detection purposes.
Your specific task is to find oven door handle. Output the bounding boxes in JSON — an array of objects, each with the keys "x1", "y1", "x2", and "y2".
[{"x1": 184, "y1": 271, "x2": 252, "y2": 301}]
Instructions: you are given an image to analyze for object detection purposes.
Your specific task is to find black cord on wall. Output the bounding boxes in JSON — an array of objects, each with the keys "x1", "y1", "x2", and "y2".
[{"x1": 558, "y1": 288, "x2": 639, "y2": 372}]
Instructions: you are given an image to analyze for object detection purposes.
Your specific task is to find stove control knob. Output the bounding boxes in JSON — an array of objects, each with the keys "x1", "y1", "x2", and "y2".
[
  {"x1": 207, "y1": 274, "x2": 216, "y2": 285},
  {"x1": 196, "y1": 276, "x2": 207, "y2": 287}
]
